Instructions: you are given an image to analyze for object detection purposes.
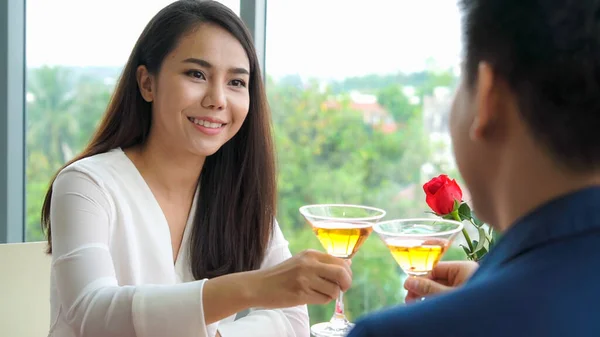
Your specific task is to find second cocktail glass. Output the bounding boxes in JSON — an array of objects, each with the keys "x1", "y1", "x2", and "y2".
[{"x1": 373, "y1": 218, "x2": 463, "y2": 277}]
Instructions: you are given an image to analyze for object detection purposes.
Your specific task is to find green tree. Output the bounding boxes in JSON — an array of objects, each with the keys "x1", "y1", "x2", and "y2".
[
  {"x1": 416, "y1": 70, "x2": 457, "y2": 97},
  {"x1": 377, "y1": 85, "x2": 417, "y2": 124},
  {"x1": 268, "y1": 78, "x2": 435, "y2": 324},
  {"x1": 26, "y1": 66, "x2": 112, "y2": 240},
  {"x1": 330, "y1": 69, "x2": 458, "y2": 97},
  {"x1": 27, "y1": 66, "x2": 79, "y2": 168}
]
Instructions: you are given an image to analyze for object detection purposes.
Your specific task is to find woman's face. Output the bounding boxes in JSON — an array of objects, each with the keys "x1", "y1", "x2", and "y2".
[{"x1": 138, "y1": 23, "x2": 251, "y2": 157}]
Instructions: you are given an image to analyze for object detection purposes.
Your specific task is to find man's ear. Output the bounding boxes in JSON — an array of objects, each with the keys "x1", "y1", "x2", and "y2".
[
  {"x1": 136, "y1": 65, "x2": 154, "y2": 102},
  {"x1": 470, "y1": 62, "x2": 497, "y2": 141}
]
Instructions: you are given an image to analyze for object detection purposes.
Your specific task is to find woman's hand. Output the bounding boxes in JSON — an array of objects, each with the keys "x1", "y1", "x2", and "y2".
[
  {"x1": 202, "y1": 249, "x2": 351, "y2": 324},
  {"x1": 404, "y1": 261, "x2": 478, "y2": 302},
  {"x1": 248, "y1": 249, "x2": 353, "y2": 309}
]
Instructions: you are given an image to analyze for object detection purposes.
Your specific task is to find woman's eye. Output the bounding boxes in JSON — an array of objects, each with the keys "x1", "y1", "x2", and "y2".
[
  {"x1": 230, "y1": 79, "x2": 247, "y2": 88},
  {"x1": 186, "y1": 70, "x2": 206, "y2": 80}
]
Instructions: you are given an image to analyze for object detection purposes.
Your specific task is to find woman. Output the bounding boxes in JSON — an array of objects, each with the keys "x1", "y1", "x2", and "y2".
[{"x1": 42, "y1": 1, "x2": 352, "y2": 336}]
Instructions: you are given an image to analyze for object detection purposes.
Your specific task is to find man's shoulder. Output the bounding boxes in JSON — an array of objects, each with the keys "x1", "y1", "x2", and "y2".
[
  {"x1": 348, "y1": 246, "x2": 600, "y2": 337},
  {"x1": 347, "y1": 282, "x2": 493, "y2": 337}
]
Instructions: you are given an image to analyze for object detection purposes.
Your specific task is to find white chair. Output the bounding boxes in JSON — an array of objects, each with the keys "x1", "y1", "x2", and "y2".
[{"x1": 0, "y1": 241, "x2": 51, "y2": 337}]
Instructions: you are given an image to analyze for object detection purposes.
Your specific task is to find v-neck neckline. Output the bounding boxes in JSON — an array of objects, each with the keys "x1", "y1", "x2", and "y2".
[{"x1": 115, "y1": 147, "x2": 198, "y2": 269}]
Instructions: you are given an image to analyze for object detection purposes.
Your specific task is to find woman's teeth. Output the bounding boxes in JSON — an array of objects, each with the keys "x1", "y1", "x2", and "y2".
[{"x1": 189, "y1": 117, "x2": 223, "y2": 129}]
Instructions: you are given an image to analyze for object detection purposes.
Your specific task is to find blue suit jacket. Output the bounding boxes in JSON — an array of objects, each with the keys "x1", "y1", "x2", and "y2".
[{"x1": 347, "y1": 187, "x2": 600, "y2": 337}]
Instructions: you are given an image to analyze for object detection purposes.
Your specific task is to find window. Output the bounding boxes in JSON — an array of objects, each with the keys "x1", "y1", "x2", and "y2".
[
  {"x1": 265, "y1": 0, "x2": 465, "y2": 323},
  {"x1": 24, "y1": 0, "x2": 240, "y2": 241}
]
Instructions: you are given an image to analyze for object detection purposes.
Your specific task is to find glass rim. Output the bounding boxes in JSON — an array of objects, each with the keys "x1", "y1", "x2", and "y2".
[
  {"x1": 373, "y1": 217, "x2": 464, "y2": 237},
  {"x1": 299, "y1": 203, "x2": 387, "y2": 221}
]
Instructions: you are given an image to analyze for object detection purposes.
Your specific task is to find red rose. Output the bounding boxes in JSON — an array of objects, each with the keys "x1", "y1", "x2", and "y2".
[{"x1": 423, "y1": 175, "x2": 463, "y2": 215}]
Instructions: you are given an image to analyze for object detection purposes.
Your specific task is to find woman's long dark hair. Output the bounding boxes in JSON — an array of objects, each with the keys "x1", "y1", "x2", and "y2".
[{"x1": 41, "y1": 0, "x2": 276, "y2": 280}]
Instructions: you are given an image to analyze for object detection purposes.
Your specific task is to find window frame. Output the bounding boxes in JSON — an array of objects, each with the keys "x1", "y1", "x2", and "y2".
[{"x1": 0, "y1": 0, "x2": 26, "y2": 243}]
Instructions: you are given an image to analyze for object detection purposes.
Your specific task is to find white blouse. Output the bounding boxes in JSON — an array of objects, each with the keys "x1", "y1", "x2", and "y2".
[{"x1": 47, "y1": 148, "x2": 309, "y2": 337}]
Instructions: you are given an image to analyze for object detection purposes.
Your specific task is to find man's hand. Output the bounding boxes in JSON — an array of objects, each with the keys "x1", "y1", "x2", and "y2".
[{"x1": 404, "y1": 261, "x2": 478, "y2": 302}]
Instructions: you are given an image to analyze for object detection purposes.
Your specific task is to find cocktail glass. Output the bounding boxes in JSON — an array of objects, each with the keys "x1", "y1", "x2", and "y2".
[
  {"x1": 373, "y1": 218, "x2": 463, "y2": 283},
  {"x1": 299, "y1": 204, "x2": 386, "y2": 337}
]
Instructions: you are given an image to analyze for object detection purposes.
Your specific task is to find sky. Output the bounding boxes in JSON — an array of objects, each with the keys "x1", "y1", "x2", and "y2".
[{"x1": 26, "y1": 0, "x2": 463, "y2": 80}]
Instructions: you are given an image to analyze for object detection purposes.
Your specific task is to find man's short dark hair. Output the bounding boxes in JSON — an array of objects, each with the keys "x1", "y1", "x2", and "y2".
[{"x1": 461, "y1": 0, "x2": 600, "y2": 171}]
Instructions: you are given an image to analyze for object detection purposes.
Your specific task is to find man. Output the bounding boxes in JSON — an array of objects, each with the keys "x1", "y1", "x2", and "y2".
[{"x1": 347, "y1": 1, "x2": 600, "y2": 336}]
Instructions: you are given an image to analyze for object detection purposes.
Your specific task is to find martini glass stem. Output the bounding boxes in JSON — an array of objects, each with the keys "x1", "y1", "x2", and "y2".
[{"x1": 329, "y1": 289, "x2": 349, "y2": 328}]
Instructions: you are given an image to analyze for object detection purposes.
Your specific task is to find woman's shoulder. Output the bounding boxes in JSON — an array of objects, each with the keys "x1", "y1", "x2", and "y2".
[
  {"x1": 61, "y1": 147, "x2": 129, "y2": 174},
  {"x1": 57, "y1": 148, "x2": 131, "y2": 190},
  {"x1": 267, "y1": 220, "x2": 291, "y2": 250}
]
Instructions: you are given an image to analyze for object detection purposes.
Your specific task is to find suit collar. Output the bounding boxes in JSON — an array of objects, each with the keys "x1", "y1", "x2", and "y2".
[{"x1": 472, "y1": 186, "x2": 600, "y2": 279}]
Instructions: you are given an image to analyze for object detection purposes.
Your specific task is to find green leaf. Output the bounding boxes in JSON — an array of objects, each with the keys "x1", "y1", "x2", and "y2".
[
  {"x1": 475, "y1": 227, "x2": 486, "y2": 252},
  {"x1": 458, "y1": 202, "x2": 471, "y2": 221},
  {"x1": 464, "y1": 248, "x2": 479, "y2": 262},
  {"x1": 489, "y1": 229, "x2": 501, "y2": 249},
  {"x1": 460, "y1": 245, "x2": 471, "y2": 257},
  {"x1": 472, "y1": 212, "x2": 484, "y2": 227},
  {"x1": 485, "y1": 233, "x2": 493, "y2": 245},
  {"x1": 474, "y1": 246, "x2": 488, "y2": 260}
]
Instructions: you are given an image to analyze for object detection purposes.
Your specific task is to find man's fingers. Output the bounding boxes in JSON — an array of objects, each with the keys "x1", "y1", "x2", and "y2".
[
  {"x1": 429, "y1": 261, "x2": 462, "y2": 280},
  {"x1": 430, "y1": 261, "x2": 478, "y2": 281},
  {"x1": 404, "y1": 277, "x2": 450, "y2": 297},
  {"x1": 405, "y1": 291, "x2": 421, "y2": 303}
]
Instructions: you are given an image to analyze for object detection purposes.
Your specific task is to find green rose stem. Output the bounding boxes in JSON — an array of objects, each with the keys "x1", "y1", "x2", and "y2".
[{"x1": 451, "y1": 209, "x2": 474, "y2": 253}]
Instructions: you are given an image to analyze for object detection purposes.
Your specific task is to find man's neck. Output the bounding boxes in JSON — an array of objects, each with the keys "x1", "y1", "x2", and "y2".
[{"x1": 494, "y1": 146, "x2": 600, "y2": 231}]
